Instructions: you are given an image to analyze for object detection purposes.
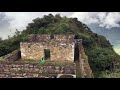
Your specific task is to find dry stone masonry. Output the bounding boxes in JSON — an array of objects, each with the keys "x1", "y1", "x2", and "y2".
[
  {"x1": 20, "y1": 34, "x2": 75, "y2": 62},
  {"x1": 0, "y1": 61, "x2": 75, "y2": 78},
  {"x1": 0, "y1": 34, "x2": 93, "y2": 78},
  {"x1": 1, "y1": 50, "x2": 21, "y2": 62}
]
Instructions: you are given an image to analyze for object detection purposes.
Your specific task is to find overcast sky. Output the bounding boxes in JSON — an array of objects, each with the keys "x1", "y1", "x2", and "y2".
[{"x1": 0, "y1": 12, "x2": 120, "y2": 54}]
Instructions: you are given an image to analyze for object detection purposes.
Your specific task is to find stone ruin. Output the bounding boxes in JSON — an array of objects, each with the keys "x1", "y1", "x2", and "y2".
[
  {"x1": 19, "y1": 34, "x2": 93, "y2": 78},
  {"x1": 0, "y1": 34, "x2": 93, "y2": 78},
  {"x1": 20, "y1": 34, "x2": 75, "y2": 62}
]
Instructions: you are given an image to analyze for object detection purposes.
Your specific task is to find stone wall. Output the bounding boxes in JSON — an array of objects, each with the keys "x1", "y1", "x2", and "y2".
[
  {"x1": 28, "y1": 34, "x2": 51, "y2": 42},
  {"x1": 2, "y1": 50, "x2": 21, "y2": 62},
  {"x1": 53, "y1": 34, "x2": 75, "y2": 42},
  {"x1": 27, "y1": 34, "x2": 75, "y2": 42},
  {"x1": 0, "y1": 62, "x2": 75, "y2": 78},
  {"x1": 20, "y1": 41, "x2": 74, "y2": 62}
]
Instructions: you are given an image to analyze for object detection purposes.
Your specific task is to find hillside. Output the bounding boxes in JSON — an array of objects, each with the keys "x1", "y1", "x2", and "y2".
[{"x1": 0, "y1": 14, "x2": 120, "y2": 77}]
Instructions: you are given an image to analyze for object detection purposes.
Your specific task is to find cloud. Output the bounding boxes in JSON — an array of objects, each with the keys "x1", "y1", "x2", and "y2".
[
  {"x1": 0, "y1": 12, "x2": 11, "y2": 29},
  {"x1": 3, "y1": 12, "x2": 120, "y2": 31},
  {"x1": 0, "y1": 12, "x2": 73, "y2": 39},
  {"x1": 1, "y1": 12, "x2": 120, "y2": 31},
  {"x1": 5, "y1": 12, "x2": 73, "y2": 31},
  {"x1": 71, "y1": 12, "x2": 120, "y2": 29},
  {"x1": 0, "y1": 12, "x2": 13, "y2": 39}
]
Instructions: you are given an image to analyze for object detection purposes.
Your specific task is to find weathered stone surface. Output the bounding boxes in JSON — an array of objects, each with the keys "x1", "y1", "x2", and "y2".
[
  {"x1": 63, "y1": 66, "x2": 75, "y2": 74},
  {"x1": 33, "y1": 74, "x2": 39, "y2": 77},
  {"x1": 12, "y1": 68, "x2": 18, "y2": 71},
  {"x1": 4, "y1": 50, "x2": 21, "y2": 62},
  {"x1": 5, "y1": 72, "x2": 11, "y2": 75},
  {"x1": 23, "y1": 73, "x2": 27, "y2": 76},
  {"x1": 20, "y1": 34, "x2": 75, "y2": 62},
  {"x1": 4, "y1": 69, "x2": 9, "y2": 72},
  {"x1": 24, "y1": 64, "x2": 29, "y2": 67},
  {"x1": 24, "y1": 67, "x2": 29, "y2": 71},
  {"x1": 12, "y1": 77, "x2": 23, "y2": 78},
  {"x1": 0, "y1": 74, "x2": 5, "y2": 77},
  {"x1": 55, "y1": 69, "x2": 60, "y2": 74},
  {"x1": 13, "y1": 65, "x2": 16, "y2": 68},
  {"x1": 55, "y1": 66, "x2": 60, "y2": 70},
  {"x1": 0, "y1": 68, "x2": 3, "y2": 71},
  {"x1": 0, "y1": 62, "x2": 75, "y2": 78},
  {"x1": 17, "y1": 68, "x2": 21, "y2": 70},
  {"x1": 8, "y1": 65, "x2": 12, "y2": 68},
  {"x1": 29, "y1": 65, "x2": 34, "y2": 68},
  {"x1": 0, "y1": 64, "x2": 4, "y2": 67},
  {"x1": 34, "y1": 68, "x2": 39, "y2": 72},
  {"x1": 11, "y1": 73, "x2": 16, "y2": 76}
]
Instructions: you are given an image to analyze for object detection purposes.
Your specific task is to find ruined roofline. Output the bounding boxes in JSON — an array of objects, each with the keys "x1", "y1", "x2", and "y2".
[
  {"x1": 27, "y1": 34, "x2": 76, "y2": 42},
  {"x1": 21, "y1": 34, "x2": 82, "y2": 43},
  {"x1": 28, "y1": 34, "x2": 75, "y2": 35},
  {"x1": 20, "y1": 39, "x2": 75, "y2": 44},
  {"x1": 28, "y1": 34, "x2": 75, "y2": 38},
  {"x1": 20, "y1": 39, "x2": 82, "y2": 45}
]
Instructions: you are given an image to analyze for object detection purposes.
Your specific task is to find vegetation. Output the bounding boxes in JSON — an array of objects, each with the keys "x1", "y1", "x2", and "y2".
[
  {"x1": 94, "y1": 69, "x2": 120, "y2": 78},
  {"x1": 0, "y1": 14, "x2": 120, "y2": 77}
]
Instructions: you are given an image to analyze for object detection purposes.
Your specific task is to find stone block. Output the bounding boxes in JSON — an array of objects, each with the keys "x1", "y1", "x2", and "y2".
[
  {"x1": 4, "y1": 69, "x2": 9, "y2": 72},
  {"x1": 33, "y1": 74, "x2": 39, "y2": 77},
  {"x1": 11, "y1": 73, "x2": 16, "y2": 76},
  {"x1": 34, "y1": 68, "x2": 39, "y2": 72},
  {"x1": 23, "y1": 73, "x2": 27, "y2": 76},
  {"x1": 29, "y1": 65, "x2": 34, "y2": 68}
]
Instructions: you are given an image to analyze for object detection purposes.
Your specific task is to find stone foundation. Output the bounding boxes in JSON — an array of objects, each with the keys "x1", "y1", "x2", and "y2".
[
  {"x1": 0, "y1": 62, "x2": 75, "y2": 78},
  {"x1": 1, "y1": 50, "x2": 21, "y2": 62}
]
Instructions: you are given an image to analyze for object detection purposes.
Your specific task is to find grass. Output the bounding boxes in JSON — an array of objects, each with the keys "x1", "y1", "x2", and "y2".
[
  {"x1": 0, "y1": 58, "x2": 74, "y2": 68},
  {"x1": 17, "y1": 59, "x2": 74, "y2": 66}
]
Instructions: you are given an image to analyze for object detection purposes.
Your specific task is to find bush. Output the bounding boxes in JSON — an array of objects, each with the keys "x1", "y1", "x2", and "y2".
[
  {"x1": 95, "y1": 70, "x2": 120, "y2": 78},
  {"x1": 88, "y1": 47, "x2": 120, "y2": 71}
]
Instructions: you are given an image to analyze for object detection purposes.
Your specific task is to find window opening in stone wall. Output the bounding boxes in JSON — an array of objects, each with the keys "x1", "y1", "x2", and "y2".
[
  {"x1": 50, "y1": 35, "x2": 54, "y2": 39},
  {"x1": 28, "y1": 44, "x2": 31, "y2": 48},
  {"x1": 44, "y1": 49, "x2": 50, "y2": 60}
]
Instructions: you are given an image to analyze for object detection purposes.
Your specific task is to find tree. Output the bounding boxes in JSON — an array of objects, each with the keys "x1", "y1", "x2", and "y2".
[{"x1": 0, "y1": 37, "x2": 2, "y2": 43}]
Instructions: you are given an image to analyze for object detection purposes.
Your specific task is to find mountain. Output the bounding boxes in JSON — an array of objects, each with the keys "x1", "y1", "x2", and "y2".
[{"x1": 0, "y1": 14, "x2": 120, "y2": 76}]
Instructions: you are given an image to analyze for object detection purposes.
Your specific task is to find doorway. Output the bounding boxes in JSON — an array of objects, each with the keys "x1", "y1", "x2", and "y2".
[
  {"x1": 44, "y1": 49, "x2": 50, "y2": 60},
  {"x1": 74, "y1": 42, "x2": 79, "y2": 62}
]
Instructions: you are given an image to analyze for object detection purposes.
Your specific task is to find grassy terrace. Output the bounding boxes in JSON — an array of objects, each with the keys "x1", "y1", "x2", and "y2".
[{"x1": 0, "y1": 59, "x2": 74, "y2": 66}]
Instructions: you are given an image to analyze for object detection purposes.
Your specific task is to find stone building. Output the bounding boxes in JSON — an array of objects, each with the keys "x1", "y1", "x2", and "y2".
[
  {"x1": 20, "y1": 34, "x2": 76, "y2": 62},
  {"x1": 20, "y1": 34, "x2": 93, "y2": 77}
]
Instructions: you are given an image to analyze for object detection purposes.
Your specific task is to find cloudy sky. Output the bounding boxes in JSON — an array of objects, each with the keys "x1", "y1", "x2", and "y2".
[{"x1": 0, "y1": 12, "x2": 120, "y2": 55}]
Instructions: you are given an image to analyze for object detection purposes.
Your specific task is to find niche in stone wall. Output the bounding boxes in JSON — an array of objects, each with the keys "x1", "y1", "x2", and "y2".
[
  {"x1": 28, "y1": 44, "x2": 31, "y2": 48},
  {"x1": 50, "y1": 34, "x2": 54, "y2": 39}
]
